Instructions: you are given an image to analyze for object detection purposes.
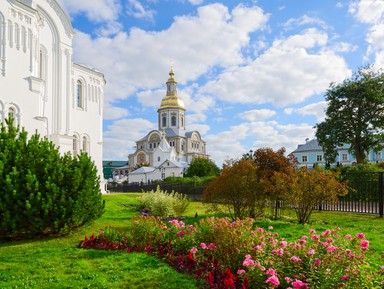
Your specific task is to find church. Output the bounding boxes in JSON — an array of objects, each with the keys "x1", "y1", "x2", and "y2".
[
  {"x1": 0, "y1": 1, "x2": 106, "y2": 191},
  {"x1": 127, "y1": 69, "x2": 208, "y2": 183}
]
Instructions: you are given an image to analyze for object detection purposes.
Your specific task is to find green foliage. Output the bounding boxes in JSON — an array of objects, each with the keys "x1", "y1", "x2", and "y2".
[
  {"x1": 139, "y1": 185, "x2": 190, "y2": 217},
  {"x1": 276, "y1": 168, "x2": 348, "y2": 224},
  {"x1": 316, "y1": 65, "x2": 384, "y2": 164},
  {"x1": 0, "y1": 119, "x2": 104, "y2": 239},
  {"x1": 163, "y1": 175, "x2": 215, "y2": 184},
  {"x1": 185, "y1": 157, "x2": 219, "y2": 177}
]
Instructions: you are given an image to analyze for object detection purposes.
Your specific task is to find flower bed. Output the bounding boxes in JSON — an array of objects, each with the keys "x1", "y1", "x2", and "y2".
[{"x1": 78, "y1": 216, "x2": 384, "y2": 288}]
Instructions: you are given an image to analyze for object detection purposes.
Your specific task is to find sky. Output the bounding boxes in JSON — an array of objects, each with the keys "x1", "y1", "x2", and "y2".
[{"x1": 58, "y1": 0, "x2": 384, "y2": 167}]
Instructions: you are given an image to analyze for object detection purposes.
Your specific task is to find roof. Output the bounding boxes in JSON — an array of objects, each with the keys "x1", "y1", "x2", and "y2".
[
  {"x1": 129, "y1": 166, "x2": 156, "y2": 175},
  {"x1": 293, "y1": 139, "x2": 351, "y2": 153},
  {"x1": 159, "y1": 159, "x2": 189, "y2": 168},
  {"x1": 103, "y1": 161, "x2": 128, "y2": 167}
]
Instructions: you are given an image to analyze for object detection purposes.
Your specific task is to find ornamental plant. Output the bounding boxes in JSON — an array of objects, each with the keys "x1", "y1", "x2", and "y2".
[
  {"x1": 79, "y1": 216, "x2": 384, "y2": 288},
  {"x1": 139, "y1": 186, "x2": 190, "y2": 217},
  {"x1": 0, "y1": 118, "x2": 104, "y2": 239}
]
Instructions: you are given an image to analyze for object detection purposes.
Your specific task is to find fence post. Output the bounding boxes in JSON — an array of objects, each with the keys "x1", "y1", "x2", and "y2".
[{"x1": 379, "y1": 172, "x2": 383, "y2": 218}]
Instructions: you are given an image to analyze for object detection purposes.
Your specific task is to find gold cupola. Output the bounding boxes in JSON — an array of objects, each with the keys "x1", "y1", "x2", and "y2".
[{"x1": 159, "y1": 68, "x2": 185, "y2": 110}]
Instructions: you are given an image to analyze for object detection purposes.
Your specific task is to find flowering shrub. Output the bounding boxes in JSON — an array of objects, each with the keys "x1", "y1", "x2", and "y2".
[
  {"x1": 139, "y1": 186, "x2": 190, "y2": 217},
  {"x1": 79, "y1": 216, "x2": 384, "y2": 288}
]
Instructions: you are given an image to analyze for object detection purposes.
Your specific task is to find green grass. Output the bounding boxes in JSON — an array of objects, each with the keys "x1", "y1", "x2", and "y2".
[{"x1": 1, "y1": 193, "x2": 384, "y2": 288}]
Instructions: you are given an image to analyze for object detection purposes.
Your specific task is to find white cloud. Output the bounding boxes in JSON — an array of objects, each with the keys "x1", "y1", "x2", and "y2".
[
  {"x1": 188, "y1": 0, "x2": 204, "y2": 5},
  {"x1": 103, "y1": 118, "x2": 156, "y2": 160},
  {"x1": 203, "y1": 28, "x2": 351, "y2": 107},
  {"x1": 238, "y1": 109, "x2": 276, "y2": 121},
  {"x1": 59, "y1": 0, "x2": 122, "y2": 22},
  {"x1": 104, "y1": 104, "x2": 129, "y2": 120},
  {"x1": 126, "y1": 0, "x2": 156, "y2": 20},
  {"x1": 285, "y1": 101, "x2": 327, "y2": 122},
  {"x1": 283, "y1": 15, "x2": 330, "y2": 30},
  {"x1": 349, "y1": 0, "x2": 384, "y2": 24}
]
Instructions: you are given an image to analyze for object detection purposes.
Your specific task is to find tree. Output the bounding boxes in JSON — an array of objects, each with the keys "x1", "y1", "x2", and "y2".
[
  {"x1": 0, "y1": 118, "x2": 104, "y2": 239},
  {"x1": 252, "y1": 147, "x2": 296, "y2": 220},
  {"x1": 315, "y1": 65, "x2": 384, "y2": 164},
  {"x1": 203, "y1": 159, "x2": 263, "y2": 220},
  {"x1": 185, "y1": 157, "x2": 219, "y2": 177},
  {"x1": 276, "y1": 167, "x2": 348, "y2": 224}
]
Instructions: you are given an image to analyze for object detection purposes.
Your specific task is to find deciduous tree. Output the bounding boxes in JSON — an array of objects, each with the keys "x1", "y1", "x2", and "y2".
[
  {"x1": 315, "y1": 65, "x2": 384, "y2": 164},
  {"x1": 185, "y1": 157, "x2": 219, "y2": 177}
]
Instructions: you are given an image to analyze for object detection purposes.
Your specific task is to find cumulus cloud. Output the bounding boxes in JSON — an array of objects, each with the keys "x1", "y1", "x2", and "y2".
[
  {"x1": 202, "y1": 28, "x2": 351, "y2": 107},
  {"x1": 285, "y1": 101, "x2": 327, "y2": 122},
  {"x1": 59, "y1": 0, "x2": 122, "y2": 22},
  {"x1": 126, "y1": 0, "x2": 156, "y2": 20},
  {"x1": 238, "y1": 109, "x2": 276, "y2": 121}
]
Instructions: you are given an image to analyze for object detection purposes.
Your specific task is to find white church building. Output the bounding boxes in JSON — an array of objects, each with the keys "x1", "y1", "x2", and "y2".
[
  {"x1": 0, "y1": 0, "x2": 106, "y2": 191},
  {"x1": 127, "y1": 69, "x2": 208, "y2": 183}
]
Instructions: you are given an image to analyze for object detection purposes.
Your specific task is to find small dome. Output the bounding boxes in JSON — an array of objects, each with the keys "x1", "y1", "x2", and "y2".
[{"x1": 159, "y1": 69, "x2": 185, "y2": 110}]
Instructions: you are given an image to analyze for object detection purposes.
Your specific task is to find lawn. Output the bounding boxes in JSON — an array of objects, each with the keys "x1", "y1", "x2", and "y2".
[{"x1": 1, "y1": 193, "x2": 383, "y2": 288}]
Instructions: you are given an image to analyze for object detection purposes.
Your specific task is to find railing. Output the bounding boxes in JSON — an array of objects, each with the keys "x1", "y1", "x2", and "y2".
[
  {"x1": 107, "y1": 172, "x2": 384, "y2": 216},
  {"x1": 107, "y1": 182, "x2": 206, "y2": 200}
]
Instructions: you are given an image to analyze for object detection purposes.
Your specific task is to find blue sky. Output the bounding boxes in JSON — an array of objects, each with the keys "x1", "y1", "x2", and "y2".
[{"x1": 59, "y1": 0, "x2": 384, "y2": 166}]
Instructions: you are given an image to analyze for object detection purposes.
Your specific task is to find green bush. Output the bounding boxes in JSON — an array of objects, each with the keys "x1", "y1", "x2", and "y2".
[
  {"x1": 0, "y1": 119, "x2": 104, "y2": 239},
  {"x1": 139, "y1": 186, "x2": 190, "y2": 217}
]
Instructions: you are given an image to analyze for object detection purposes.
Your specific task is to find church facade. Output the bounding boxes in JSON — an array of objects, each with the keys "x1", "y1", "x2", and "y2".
[
  {"x1": 127, "y1": 69, "x2": 208, "y2": 183},
  {"x1": 0, "y1": 0, "x2": 106, "y2": 191}
]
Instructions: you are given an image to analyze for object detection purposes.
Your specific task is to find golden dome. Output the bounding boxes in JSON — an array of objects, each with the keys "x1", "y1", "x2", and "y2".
[{"x1": 159, "y1": 69, "x2": 185, "y2": 110}]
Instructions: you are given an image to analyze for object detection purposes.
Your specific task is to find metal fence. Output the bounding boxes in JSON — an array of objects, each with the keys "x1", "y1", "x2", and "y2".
[
  {"x1": 107, "y1": 182, "x2": 206, "y2": 200},
  {"x1": 107, "y1": 172, "x2": 384, "y2": 216},
  {"x1": 319, "y1": 172, "x2": 384, "y2": 216}
]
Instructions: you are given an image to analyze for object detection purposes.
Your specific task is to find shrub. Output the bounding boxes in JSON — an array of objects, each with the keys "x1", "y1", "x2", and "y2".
[
  {"x1": 0, "y1": 119, "x2": 104, "y2": 239},
  {"x1": 80, "y1": 217, "x2": 384, "y2": 288},
  {"x1": 139, "y1": 185, "x2": 190, "y2": 217}
]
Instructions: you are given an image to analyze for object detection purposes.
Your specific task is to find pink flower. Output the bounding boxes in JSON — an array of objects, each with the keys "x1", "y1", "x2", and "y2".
[
  {"x1": 207, "y1": 243, "x2": 216, "y2": 250},
  {"x1": 381, "y1": 266, "x2": 384, "y2": 271},
  {"x1": 176, "y1": 230, "x2": 185, "y2": 237},
  {"x1": 301, "y1": 235, "x2": 308, "y2": 240},
  {"x1": 237, "y1": 269, "x2": 246, "y2": 275},
  {"x1": 344, "y1": 234, "x2": 352, "y2": 240},
  {"x1": 290, "y1": 256, "x2": 302, "y2": 263},
  {"x1": 322, "y1": 229, "x2": 331, "y2": 237},
  {"x1": 201, "y1": 243, "x2": 208, "y2": 250},
  {"x1": 327, "y1": 245, "x2": 338, "y2": 252},
  {"x1": 357, "y1": 233, "x2": 365, "y2": 239},
  {"x1": 254, "y1": 245, "x2": 263, "y2": 252},
  {"x1": 99, "y1": 230, "x2": 104, "y2": 235},
  {"x1": 311, "y1": 234, "x2": 320, "y2": 241},
  {"x1": 309, "y1": 229, "x2": 316, "y2": 234},
  {"x1": 285, "y1": 276, "x2": 293, "y2": 284},
  {"x1": 231, "y1": 221, "x2": 236, "y2": 227},
  {"x1": 188, "y1": 225, "x2": 196, "y2": 231},
  {"x1": 243, "y1": 258, "x2": 255, "y2": 267},
  {"x1": 280, "y1": 240, "x2": 287, "y2": 248},
  {"x1": 272, "y1": 249, "x2": 284, "y2": 256},
  {"x1": 341, "y1": 275, "x2": 350, "y2": 281},
  {"x1": 314, "y1": 258, "x2": 321, "y2": 266},
  {"x1": 169, "y1": 220, "x2": 178, "y2": 225},
  {"x1": 265, "y1": 275, "x2": 280, "y2": 287},
  {"x1": 190, "y1": 247, "x2": 198, "y2": 254},
  {"x1": 307, "y1": 249, "x2": 316, "y2": 255},
  {"x1": 292, "y1": 279, "x2": 309, "y2": 289},
  {"x1": 257, "y1": 227, "x2": 264, "y2": 233},
  {"x1": 360, "y1": 240, "x2": 369, "y2": 250},
  {"x1": 178, "y1": 221, "x2": 185, "y2": 228},
  {"x1": 266, "y1": 268, "x2": 276, "y2": 276},
  {"x1": 161, "y1": 226, "x2": 168, "y2": 230},
  {"x1": 268, "y1": 226, "x2": 274, "y2": 230}
]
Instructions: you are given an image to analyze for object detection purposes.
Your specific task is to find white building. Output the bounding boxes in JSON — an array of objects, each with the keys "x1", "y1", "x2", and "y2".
[
  {"x1": 127, "y1": 69, "x2": 208, "y2": 183},
  {"x1": 0, "y1": 0, "x2": 106, "y2": 191}
]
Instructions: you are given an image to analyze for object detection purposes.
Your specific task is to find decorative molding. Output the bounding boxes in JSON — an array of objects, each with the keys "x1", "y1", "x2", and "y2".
[{"x1": 43, "y1": 0, "x2": 74, "y2": 39}]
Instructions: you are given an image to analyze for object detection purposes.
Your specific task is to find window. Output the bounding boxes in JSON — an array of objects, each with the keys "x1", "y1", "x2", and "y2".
[
  {"x1": 158, "y1": 157, "x2": 160, "y2": 161},
  {"x1": 302, "y1": 156, "x2": 308, "y2": 162},
  {"x1": 181, "y1": 116, "x2": 184, "y2": 128},
  {"x1": 82, "y1": 136, "x2": 88, "y2": 153},
  {"x1": 316, "y1": 155, "x2": 323, "y2": 162},
  {"x1": 39, "y1": 47, "x2": 47, "y2": 80},
  {"x1": 171, "y1": 115, "x2": 176, "y2": 126},
  {"x1": 162, "y1": 116, "x2": 166, "y2": 127},
  {"x1": 72, "y1": 135, "x2": 78, "y2": 156},
  {"x1": 8, "y1": 107, "x2": 15, "y2": 119},
  {"x1": 342, "y1": 154, "x2": 348, "y2": 161},
  {"x1": 77, "y1": 80, "x2": 83, "y2": 108}
]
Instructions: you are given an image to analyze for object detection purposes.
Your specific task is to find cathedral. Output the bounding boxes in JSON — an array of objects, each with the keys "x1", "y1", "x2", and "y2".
[
  {"x1": 0, "y1": 0, "x2": 106, "y2": 191},
  {"x1": 127, "y1": 69, "x2": 208, "y2": 183}
]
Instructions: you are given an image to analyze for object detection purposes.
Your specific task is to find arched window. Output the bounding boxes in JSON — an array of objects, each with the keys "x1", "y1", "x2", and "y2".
[
  {"x1": 171, "y1": 115, "x2": 176, "y2": 126},
  {"x1": 82, "y1": 136, "x2": 88, "y2": 154},
  {"x1": 8, "y1": 107, "x2": 15, "y2": 119},
  {"x1": 77, "y1": 80, "x2": 83, "y2": 108},
  {"x1": 181, "y1": 116, "x2": 184, "y2": 128},
  {"x1": 72, "y1": 135, "x2": 78, "y2": 156},
  {"x1": 162, "y1": 116, "x2": 166, "y2": 127}
]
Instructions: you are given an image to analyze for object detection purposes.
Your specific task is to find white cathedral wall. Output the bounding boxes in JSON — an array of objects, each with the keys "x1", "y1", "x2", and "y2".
[{"x1": 0, "y1": 0, "x2": 106, "y2": 192}]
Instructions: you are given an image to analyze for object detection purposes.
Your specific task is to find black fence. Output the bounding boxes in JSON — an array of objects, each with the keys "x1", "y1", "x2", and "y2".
[
  {"x1": 107, "y1": 182, "x2": 206, "y2": 200},
  {"x1": 107, "y1": 172, "x2": 384, "y2": 216},
  {"x1": 319, "y1": 172, "x2": 384, "y2": 216}
]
